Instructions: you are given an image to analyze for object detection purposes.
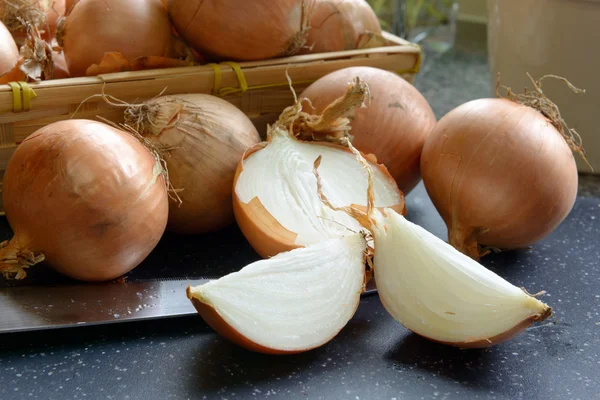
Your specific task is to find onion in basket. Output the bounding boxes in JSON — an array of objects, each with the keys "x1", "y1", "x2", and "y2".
[
  {"x1": 166, "y1": 0, "x2": 313, "y2": 61},
  {"x1": 57, "y1": 0, "x2": 191, "y2": 77},
  {"x1": 0, "y1": 119, "x2": 169, "y2": 282},
  {"x1": 302, "y1": 0, "x2": 381, "y2": 54},
  {"x1": 0, "y1": 21, "x2": 25, "y2": 83},
  {"x1": 300, "y1": 66, "x2": 437, "y2": 194},
  {"x1": 120, "y1": 93, "x2": 262, "y2": 234},
  {"x1": 187, "y1": 232, "x2": 369, "y2": 354},
  {"x1": 0, "y1": 0, "x2": 66, "y2": 45},
  {"x1": 233, "y1": 77, "x2": 405, "y2": 258}
]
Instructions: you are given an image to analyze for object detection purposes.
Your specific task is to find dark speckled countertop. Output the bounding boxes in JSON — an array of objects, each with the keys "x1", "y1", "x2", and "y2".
[{"x1": 1, "y1": 28, "x2": 599, "y2": 400}]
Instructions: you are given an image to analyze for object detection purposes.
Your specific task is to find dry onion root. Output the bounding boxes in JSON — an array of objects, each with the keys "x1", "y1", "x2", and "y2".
[
  {"x1": 0, "y1": 119, "x2": 169, "y2": 281},
  {"x1": 233, "y1": 77, "x2": 405, "y2": 258},
  {"x1": 420, "y1": 74, "x2": 586, "y2": 260},
  {"x1": 313, "y1": 139, "x2": 553, "y2": 348},
  {"x1": 187, "y1": 232, "x2": 370, "y2": 354},
  {"x1": 57, "y1": 0, "x2": 193, "y2": 77},
  {"x1": 0, "y1": 0, "x2": 65, "y2": 45},
  {"x1": 300, "y1": 66, "x2": 437, "y2": 194},
  {"x1": 19, "y1": 19, "x2": 54, "y2": 81},
  {"x1": 166, "y1": 0, "x2": 313, "y2": 61},
  {"x1": 114, "y1": 93, "x2": 262, "y2": 234},
  {"x1": 0, "y1": 21, "x2": 25, "y2": 83},
  {"x1": 301, "y1": 0, "x2": 381, "y2": 54}
]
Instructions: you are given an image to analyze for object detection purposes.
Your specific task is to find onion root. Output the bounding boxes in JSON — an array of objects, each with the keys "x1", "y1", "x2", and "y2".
[{"x1": 0, "y1": 238, "x2": 45, "y2": 280}]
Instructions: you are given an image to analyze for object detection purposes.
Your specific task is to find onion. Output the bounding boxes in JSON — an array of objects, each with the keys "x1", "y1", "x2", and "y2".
[
  {"x1": 302, "y1": 0, "x2": 381, "y2": 54},
  {"x1": 121, "y1": 94, "x2": 261, "y2": 234},
  {"x1": 233, "y1": 77, "x2": 405, "y2": 258},
  {"x1": 0, "y1": 0, "x2": 65, "y2": 44},
  {"x1": 51, "y1": 39, "x2": 69, "y2": 79},
  {"x1": 187, "y1": 232, "x2": 369, "y2": 354},
  {"x1": 300, "y1": 66, "x2": 437, "y2": 194},
  {"x1": 0, "y1": 119, "x2": 169, "y2": 281},
  {"x1": 371, "y1": 207, "x2": 552, "y2": 348},
  {"x1": 0, "y1": 21, "x2": 25, "y2": 83},
  {"x1": 57, "y1": 0, "x2": 188, "y2": 77},
  {"x1": 166, "y1": 0, "x2": 313, "y2": 61},
  {"x1": 420, "y1": 75, "x2": 584, "y2": 260}
]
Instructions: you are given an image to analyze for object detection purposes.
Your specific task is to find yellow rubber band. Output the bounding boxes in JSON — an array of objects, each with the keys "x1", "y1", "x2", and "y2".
[
  {"x1": 206, "y1": 63, "x2": 222, "y2": 96},
  {"x1": 20, "y1": 82, "x2": 36, "y2": 111},
  {"x1": 219, "y1": 62, "x2": 248, "y2": 96},
  {"x1": 8, "y1": 82, "x2": 22, "y2": 112},
  {"x1": 8, "y1": 81, "x2": 37, "y2": 112}
]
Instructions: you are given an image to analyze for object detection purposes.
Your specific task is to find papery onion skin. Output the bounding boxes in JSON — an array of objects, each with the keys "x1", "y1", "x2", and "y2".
[
  {"x1": 302, "y1": 0, "x2": 381, "y2": 54},
  {"x1": 420, "y1": 98, "x2": 578, "y2": 260},
  {"x1": 166, "y1": 0, "x2": 313, "y2": 60},
  {"x1": 300, "y1": 66, "x2": 437, "y2": 194},
  {"x1": 233, "y1": 139, "x2": 405, "y2": 259},
  {"x1": 131, "y1": 94, "x2": 261, "y2": 234},
  {"x1": 0, "y1": 119, "x2": 169, "y2": 281},
  {"x1": 59, "y1": 0, "x2": 179, "y2": 77},
  {"x1": 0, "y1": 21, "x2": 25, "y2": 83}
]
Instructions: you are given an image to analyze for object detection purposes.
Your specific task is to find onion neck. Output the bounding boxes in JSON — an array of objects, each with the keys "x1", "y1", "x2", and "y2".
[
  {"x1": 448, "y1": 225, "x2": 490, "y2": 261},
  {"x1": 0, "y1": 237, "x2": 45, "y2": 280}
]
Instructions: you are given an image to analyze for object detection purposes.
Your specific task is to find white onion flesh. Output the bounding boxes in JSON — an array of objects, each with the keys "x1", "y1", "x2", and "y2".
[
  {"x1": 188, "y1": 233, "x2": 367, "y2": 352},
  {"x1": 235, "y1": 127, "x2": 401, "y2": 246},
  {"x1": 373, "y1": 208, "x2": 551, "y2": 346}
]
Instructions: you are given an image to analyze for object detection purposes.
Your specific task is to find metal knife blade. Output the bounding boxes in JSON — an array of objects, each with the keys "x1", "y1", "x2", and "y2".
[
  {"x1": 0, "y1": 277, "x2": 378, "y2": 334},
  {"x1": 0, "y1": 278, "x2": 212, "y2": 334}
]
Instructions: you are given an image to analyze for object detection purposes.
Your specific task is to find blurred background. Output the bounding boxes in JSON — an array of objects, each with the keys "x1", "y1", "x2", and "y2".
[{"x1": 367, "y1": 0, "x2": 599, "y2": 176}]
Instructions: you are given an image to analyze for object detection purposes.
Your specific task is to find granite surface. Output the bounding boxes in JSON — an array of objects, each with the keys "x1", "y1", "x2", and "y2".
[{"x1": 1, "y1": 34, "x2": 599, "y2": 400}]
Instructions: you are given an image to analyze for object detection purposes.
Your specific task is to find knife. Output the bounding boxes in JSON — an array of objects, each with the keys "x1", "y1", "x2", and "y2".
[{"x1": 0, "y1": 278, "x2": 378, "y2": 334}]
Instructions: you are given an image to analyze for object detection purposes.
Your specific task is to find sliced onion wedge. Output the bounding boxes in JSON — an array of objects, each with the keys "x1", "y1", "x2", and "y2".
[
  {"x1": 233, "y1": 126, "x2": 404, "y2": 258},
  {"x1": 187, "y1": 233, "x2": 369, "y2": 354},
  {"x1": 372, "y1": 208, "x2": 552, "y2": 348}
]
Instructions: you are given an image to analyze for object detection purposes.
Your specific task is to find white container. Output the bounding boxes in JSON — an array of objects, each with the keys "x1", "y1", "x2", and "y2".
[{"x1": 487, "y1": 0, "x2": 600, "y2": 173}]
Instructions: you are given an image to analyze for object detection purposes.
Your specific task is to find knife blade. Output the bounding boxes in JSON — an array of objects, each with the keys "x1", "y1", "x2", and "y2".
[{"x1": 0, "y1": 277, "x2": 378, "y2": 334}]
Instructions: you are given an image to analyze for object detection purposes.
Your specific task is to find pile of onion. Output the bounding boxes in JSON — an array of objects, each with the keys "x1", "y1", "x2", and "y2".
[
  {"x1": 0, "y1": 0, "x2": 66, "y2": 45},
  {"x1": 119, "y1": 93, "x2": 261, "y2": 234},
  {"x1": 300, "y1": 66, "x2": 437, "y2": 194},
  {"x1": 233, "y1": 77, "x2": 405, "y2": 258},
  {"x1": 0, "y1": 21, "x2": 25, "y2": 83},
  {"x1": 421, "y1": 74, "x2": 586, "y2": 260},
  {"x1": 0, "y1": 119, "x2": 169, "y2": 281},
  {"x1": 166, "y1": 0, "x2": 313, "y2": 61},
  {"x1": 302, "y1": 0, "x2": 381, "y2": 54},
  {"x1": 57, "y1": 0, "x2": 191, "y2": 77}
]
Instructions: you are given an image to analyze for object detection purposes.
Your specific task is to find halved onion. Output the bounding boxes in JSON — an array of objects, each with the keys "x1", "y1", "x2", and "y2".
[
  {"x1": 187, "y1": 232, "x2": 368, "y2": 354},
  {"x1": 233, "y1": 126, "x2": 404, "y2": 258}
]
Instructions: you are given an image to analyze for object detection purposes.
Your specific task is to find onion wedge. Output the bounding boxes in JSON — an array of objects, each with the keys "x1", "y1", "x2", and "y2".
[
  {"x1": 187, "y1": 232, "x2": 369, "y2": 354},
  {"x1": 372, "y1": 208, "x2": 552, "y2": 348}
]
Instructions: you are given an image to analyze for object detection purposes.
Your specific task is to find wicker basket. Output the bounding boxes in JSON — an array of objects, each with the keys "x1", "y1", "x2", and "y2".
[{"x1": 0, "y1": 32, "x2": 422, "y2": 213}]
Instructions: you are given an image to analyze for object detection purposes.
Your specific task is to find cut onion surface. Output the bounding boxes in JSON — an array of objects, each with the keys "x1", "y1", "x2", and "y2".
[
  {"x1": 372, "y1": 208, "x2": 552, "y2": 348},
  {"x1": 187, "y1": 232, "x2": 369, "y2": 354},
  {"x1": 234, "y1": 126, "x2": 404, "y2": 258},
  {"x1": 233, "y1": 76, "x2": 405, "y2": 258}
]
